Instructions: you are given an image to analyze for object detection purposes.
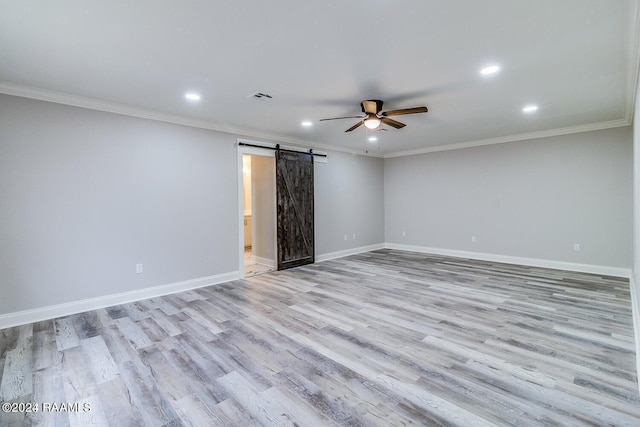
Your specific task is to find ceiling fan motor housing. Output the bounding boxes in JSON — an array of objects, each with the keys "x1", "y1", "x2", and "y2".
[{"x1": 361, "y1": 100, "x2": 383, "y2": 114}]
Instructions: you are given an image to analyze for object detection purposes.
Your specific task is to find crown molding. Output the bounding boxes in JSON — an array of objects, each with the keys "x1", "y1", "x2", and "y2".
[
  {"x1": 0, "y1": 82, "x2": 379, "y2": 158},
  {"x1": 0, "y1": 81, "x2": 632, "y2": 160},
  {"x1": 383, "y1": 119, "x2": 631, "y2": 159},
  {"x1": 0, "y1": 81, "x2": 308, "y2": 144}
]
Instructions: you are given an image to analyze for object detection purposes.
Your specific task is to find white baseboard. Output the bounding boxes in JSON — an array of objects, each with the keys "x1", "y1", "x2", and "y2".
[
  {"x1": 384, "y1": 243, "x2": 632, "y2": 278},
  {"x1": 316, "y1": 243, "x2": 386, "y2": 263},
  {"x1": 0, "y1": 271, "x2": 240, "y2": 329},
  {"x1": 252, "y1": 256, "x2": 276, "y2": 268},
  {"x1": 630, "y1": 274, "x2": 640, "y2": 397}
]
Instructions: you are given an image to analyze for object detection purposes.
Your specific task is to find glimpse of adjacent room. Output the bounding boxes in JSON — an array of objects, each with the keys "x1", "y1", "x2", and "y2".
[{"x1": 242, "y1": 154, "x2": 276, "y2": 277}]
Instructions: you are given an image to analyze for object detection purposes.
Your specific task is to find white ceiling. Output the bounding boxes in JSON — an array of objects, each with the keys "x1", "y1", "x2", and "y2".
[{"x1": 1, "y1": 1, "x2": 638, "y2": 156}]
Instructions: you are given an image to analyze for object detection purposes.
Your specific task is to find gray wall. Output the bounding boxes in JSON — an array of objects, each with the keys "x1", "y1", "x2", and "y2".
[
  {"x1": 0, "y1": 94, "x2": 387, "y2": 317},
  {"x1": 385, "y1": 126, "x2": 633, "y2": 268},
  {"x1": 0, "y1": 94, "x2": 240, "y2": 315},
  {"x1": 251, "y1": 155, "x2": 276, "y2": 262},
  {"x1": 315, "y1": 151, "x2": 385, "y2": 256}
]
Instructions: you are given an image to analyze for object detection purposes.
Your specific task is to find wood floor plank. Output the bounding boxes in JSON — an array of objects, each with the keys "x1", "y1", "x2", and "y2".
[
  {"x1": 60, "y1": 346, "x2": 98, "y2": 403},
  {"x1": 172, "y1": 392, "x2": 227, "y2": 427},
  {"x1": 217, "y1": 370, "x2": 310, "y2": 426},
  {"x1": 215, "y1": 397, "x2": 263, "y2": 427},
  {"x1": 66, "y1": 394, "x2": 109, "y2": 427},
  {"x1": 114, "y1": 317, "x2": 153, "y2": 350},
  {"x1": 117, "y1": 360, "x2": 181, "y2": 426},
  {"x1": 32, "y1": 329, "x2": 59, "y2": 372},
  {"x1": 32, "y1": 367, "x2": 69, "y2": 427},
  {"x1": 0, "y1": 325, "x2": 33, "y2": 401},
  {"x1": 96, "y1": 378, "x2": 145, "y2": 426},
  {"x1": 70, "y1": 312, "x2": 102, "y2": 340},
  {"x1": 79, "y1": 336, "x2": 119, "y2": 385},
  {"x1": 53, "y1": 318, "x2": 80, "y2": 351}
]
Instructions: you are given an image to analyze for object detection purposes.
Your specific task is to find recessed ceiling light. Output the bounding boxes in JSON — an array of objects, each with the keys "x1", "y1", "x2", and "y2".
[
  {"x1": 301, "y1": 121, "x2": 312, "y2": 127},
  {"x1": 480, "y1": 65, "x2": 500, "y2": 75},
  {"x1": 523, "y1": 104, "x2": 539, "y2": 113},
  {"x1": 185, "y1": 93, "x2": 201, "y2": 101},
  {"x1": 368, "y1": 136, "x2": 378, "y2": 142}
]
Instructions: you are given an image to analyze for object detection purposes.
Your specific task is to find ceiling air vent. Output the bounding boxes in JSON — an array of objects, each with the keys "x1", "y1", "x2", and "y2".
[{"x1": 248, "y1": 92, "x2": 273, "y2": 101}]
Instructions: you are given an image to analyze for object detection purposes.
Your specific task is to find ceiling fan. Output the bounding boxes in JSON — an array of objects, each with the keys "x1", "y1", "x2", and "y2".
[{"x1": 319, "y1": 99, "x2": 428, "y2": 132}]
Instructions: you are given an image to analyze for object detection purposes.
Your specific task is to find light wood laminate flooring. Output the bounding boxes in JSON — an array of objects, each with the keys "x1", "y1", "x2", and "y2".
[
  {"x1": 245, "y1": 250, "x2": 274, "y2": 277},
  {"x1": 1, "y1": 249, "x2": 638, "y2": 426}
]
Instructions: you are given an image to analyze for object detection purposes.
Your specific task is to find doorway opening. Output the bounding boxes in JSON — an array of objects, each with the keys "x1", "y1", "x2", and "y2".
[
  {"x1": 238, "y1": 139, "x2": 321, "y2": 278},
  {"x1": 240, "y1": 153, "x2": 276, "y2": 277}
]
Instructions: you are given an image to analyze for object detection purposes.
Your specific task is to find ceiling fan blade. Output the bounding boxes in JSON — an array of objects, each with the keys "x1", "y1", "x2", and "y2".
[
  {"x1": 380, "y1": 117, "x2": 406, "y2": 129},
  {"x1": 381, "y1": 106, "x2": 428, "y2": 117},
  {"x1": 319, "y1": 115, "x2": 364, "y2": 121},
  {"x1": 361, "y1": 100, "x2": 382, "y2": 114},
  {"x1": 345, "y1": 121, "x2": 364, "y2": 132}
]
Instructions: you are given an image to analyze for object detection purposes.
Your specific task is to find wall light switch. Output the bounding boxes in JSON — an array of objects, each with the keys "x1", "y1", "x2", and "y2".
[
  {"x1": 573, "y1": 243, "x2": 581, "y2": 252},
  {"x1": 136, "y1": 264, "x2": 143, "y2": 274},
  {"x1": 353, "y1": 234, "x2": 357, "y2": 240},
  {"x1": 402, "y1": 231, "x2": 406, "y2": 237},
  {"x1": 471, "y1": 236, "x2": 477, "y2": 243},
  {"x1": 344, "y1": 235, "x2": 348, "y2": 241}
]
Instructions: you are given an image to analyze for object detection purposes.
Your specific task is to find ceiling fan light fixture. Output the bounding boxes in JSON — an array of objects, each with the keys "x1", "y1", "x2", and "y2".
[{"x1": 364, "y1": 117, "x2": 381, "y2": 129}]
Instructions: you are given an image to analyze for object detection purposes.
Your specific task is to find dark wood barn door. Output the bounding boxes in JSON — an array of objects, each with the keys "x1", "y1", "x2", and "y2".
[{"x1": 276, "y1": 149, "x2": 314, "y2": 270}]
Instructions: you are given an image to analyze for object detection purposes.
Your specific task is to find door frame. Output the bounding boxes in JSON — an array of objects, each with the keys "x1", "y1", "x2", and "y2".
[
  {"x1": 236, "y1": 140, "x2": 276, "y2": 278},
  {"x1": 236, "y1": 138, "x2": 326, "y2": 277}
]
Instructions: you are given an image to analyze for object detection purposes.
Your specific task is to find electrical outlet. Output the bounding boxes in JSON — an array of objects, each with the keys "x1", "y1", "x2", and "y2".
[
  {"x1": 402, "y1": 231, "x2": 406, "y2": 237},
  {"x1": 344, "y1": 235, "x2": 348, "y2": 241},
  {"x1": 471, "y1": 236, "x2": 477, "y2": 243},
  {"x1": 353, "y1": 234, "x2": 357, "y2": 240},
  {"x1": 573, "y1": 243, "x2": 581, "y2": 252},
  {"x1": 136, "y1": 264, "x2": 143, "y2": 274}
]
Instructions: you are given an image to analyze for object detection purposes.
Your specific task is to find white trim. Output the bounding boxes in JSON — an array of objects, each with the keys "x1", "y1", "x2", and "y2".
[
  {"x1": 630, "y1": 274, "x2": 640, "y2": 397},
  {"x1": 624, "y1": 0, "x2": 640, "y2": 123},
  {"x1": 2, "y1": 82, "x2": 634, "y2": 160},
  {"x1": 384, "y1": 243, "x2": 632, "y2": 278},
  {"x1": 237, "y1": 143, "x2": 278, "y2": 279},
  {"x1": 384, "y1": 119, "x2": 631, "y2": 158},
  {"x1": 316, "y1": 243, "x2": 386, "y2": 263},
  {"x1": 252, "y1": 256, "x2": 276, "y2": 268},
  {"x1": 238, "y1": 145, "x2": 278, "y2": 158},
  {"x1": 237, "y1": 148, "x2": 249, "y2": 279},
  {"x1": 0, "y1": 271, "x2": 239, "y2": 329}
]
